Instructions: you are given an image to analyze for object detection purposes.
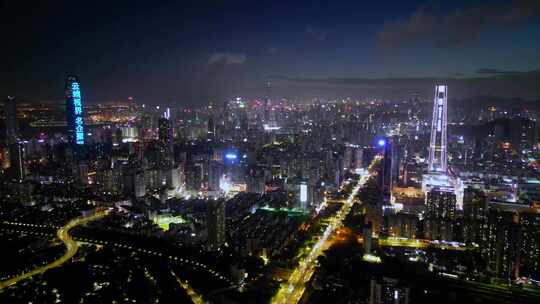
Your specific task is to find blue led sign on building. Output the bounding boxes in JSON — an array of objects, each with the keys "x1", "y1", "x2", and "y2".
[{"x1": 66, "y1": 76, "x2": 85, "y2": 145}]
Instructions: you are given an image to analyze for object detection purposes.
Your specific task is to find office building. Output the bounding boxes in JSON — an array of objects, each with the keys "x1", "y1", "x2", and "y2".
[
  {"x1": 65, "y1": 75, "x2": 85, "y2": 145},
  {"x1": 423, "y1": 188, "x2": 456, "y2": 241},
  {"x1": 157, "y1": 117, "x2": 173, "y2": 166},
  {"x1": 207, "y1": 199, "x2": 226, "y2": 250}
]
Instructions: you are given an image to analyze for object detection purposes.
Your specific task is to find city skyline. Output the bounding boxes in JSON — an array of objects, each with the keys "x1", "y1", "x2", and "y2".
[{"x1": 2, "y1": 2, "x2": 540, "y2": 303}]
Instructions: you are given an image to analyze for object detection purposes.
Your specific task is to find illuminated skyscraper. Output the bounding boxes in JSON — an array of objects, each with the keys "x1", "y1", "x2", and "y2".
[
  {"x1": 483, "y1": 209, "x2": 520, "y2": 278},
  {"x1": 423, "y1": 188, "x2": 456, "y2": 241},
  {"x1": 428, "y1": 85, "x2": 448, "y2": 173},
  {"x1": 65, "y1": 75, "x2": 85, "y2": 145},
  {"x1": 422, "y1": 85, "x2": 459, "y2": 207},
  {"x1": 378, "y1": 138, "x2": 393, "y2": 192},
  {"x1": 158, "y1": 117, "x2": 173, "y2": 166}
]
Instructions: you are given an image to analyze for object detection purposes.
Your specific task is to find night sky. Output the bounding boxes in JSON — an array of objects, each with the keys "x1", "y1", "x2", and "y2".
[{"x1": 3, "y1": 0, "x2": 540, "y2": 105}]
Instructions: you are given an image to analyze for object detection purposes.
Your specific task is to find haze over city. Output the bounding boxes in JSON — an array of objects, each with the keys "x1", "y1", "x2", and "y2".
[
  {"x1": 3, "y1": 0, "x2": 540, "y2": 104},
  {"x1": 2, "y1": 1, "x2": 540, "y2": 304}
]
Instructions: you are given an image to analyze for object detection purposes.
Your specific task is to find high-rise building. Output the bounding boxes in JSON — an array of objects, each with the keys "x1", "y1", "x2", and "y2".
[
  {"x1": 8, "y1": 143, "x2": 25, "y2": 182},
  {"x1": 65, "y1": 75, "x2": 85, "y2": 145},
  {"x1": 364, "y1": 222, "x2": 373, "y2": 255},
  {"x1": 3, "y1": 96, "x2": 25, "y2": 181},
  {"x1": 247, "y1": 166, "x2": 265, "y2": 194},
  {"x1": 463, "y1": 187, "x2": 488, "y2": 220},
  {"x1": 208, "y1": 160, "x2": 223, "y2": 194},
  {"x1": 378, "y1": 138, "x2": 392, "y2": 192},
  {"x1": 428, "y1": 85, "x2": 448, "y2": 173},
  {"x1": 138, "y1": 113, "x2": 150, "y2": 161},
  {"x1": 482, "y1": 209, "x2": 520, "y2": 279},
  {"x1": 165, "y1": 165, "x2": 182, "y2": 190},
  {"x1": 5, "y1": 96, "x2": 17, "y2": 144},
  {"x1": 123, "y1": 168, "x2": 146, "y2": 198},
  {"x1": 264, "y1": 81, "x2": 271, "y2": 123},
  {"x1": 423, "y1": 188, "x2": 456, "y2": 241},
  {"x1": 519, "y1": 210, "x2": 540, "y2": 278},
  {"x1": 422, "y1": 85, "x2": 461, "y2": 210},
  {"x1": 207, "y1": 199, "x2": 226, "y2": 250},
  {"x1": 158, "y1": 117, "x2": 172, "y2": 166},
  {"x1": 387, "y1": 212, "x2": 419, "y2": 239},
  {"x1": 462, "y1": 187, "x2": 488, "y2": 243},
  {"x1": 185, "y1": 164, "x2": 203, "y2": 192},
  {"x1": 207, "y1": 116, "x2": 215, "y2": 139}
]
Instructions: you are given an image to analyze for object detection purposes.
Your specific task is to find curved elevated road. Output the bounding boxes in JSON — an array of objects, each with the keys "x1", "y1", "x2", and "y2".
[{"x1": 0, "y1": 209, "x2": 109, "y2": 289}]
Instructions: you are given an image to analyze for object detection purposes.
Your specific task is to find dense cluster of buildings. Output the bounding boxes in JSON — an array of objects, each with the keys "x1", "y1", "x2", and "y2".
[{"x1": 1, "y1": 76, "x2": 540, "y2": 303}]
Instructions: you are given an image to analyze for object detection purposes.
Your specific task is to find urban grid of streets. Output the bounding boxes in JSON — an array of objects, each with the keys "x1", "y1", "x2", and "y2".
[{"x1": 271, "y1": 171, "x2": 371, "y2": 304}]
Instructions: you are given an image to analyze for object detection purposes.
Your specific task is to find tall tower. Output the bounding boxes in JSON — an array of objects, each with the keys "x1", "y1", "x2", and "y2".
[
  {"x1": 5, "y1": 96, "x2": 17, "y2": 144},
  {"x1": 264, "y1": 81, "x2": 271, "y2": 123},
  {"x1": 4, "y1": 96, "x2": 25, "y2": 181},
  {"x1": 207, "y1": 199, "x2": 226, "y2": 250},
  {"x1": 158, "y1": 117, "x2": 172, "y2": 166},
  {"x1": 428, "y1": 85, "x2": 448, "y2": 173},
  {"x1": 65, "y1": 75, "x2": 85, "y2": 145}
]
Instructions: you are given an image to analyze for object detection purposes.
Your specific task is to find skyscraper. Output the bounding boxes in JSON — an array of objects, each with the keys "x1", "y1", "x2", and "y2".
[
  {"x1": 428, "y1": 85, "x2": 448, "y2": 173},
  {"x1": 158, "y1": 117, "x2": 172, "y2": 166},
  {"x1": 422, "y1": 85, "x2": 456, "y2": 200},
  {"x1": 462, "y1": 187, "x2": 488, "y2": 243},
  {"x1": 8, "y1": 143, "x2": 25, "y2": 182},
  {"x1": 207, "y1": 199, "x2": 226, "y2": 250},
  {"x1": 378, "y1": 138, "x2": 392, "y2": 192},
  {"x1": 4, "y1": 96, "x2": 24, "y2": 181},
  {"x1": 482, "y1": 209, "x2": 520, "y2": 279},
  {"x1": 519, "y1": 210, "x2": 540, "y2": 278},
  {"x1": 207, "y1": 116, "x2": 215, "y2": 139},
  {"x1": 264, "y1": 81, "x2": 271, "y2": 123},
  {"x1": 423, "y1": 188, "x2": 456, "y2": 241},
  {"x1": 5, "y1": 96, "x2": 17, "y2": 144},
  {"x1": 65, "y1": 75, "x2": 85, "y2": 145}
]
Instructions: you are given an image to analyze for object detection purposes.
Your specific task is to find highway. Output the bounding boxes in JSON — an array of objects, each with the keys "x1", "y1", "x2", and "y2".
[
  {"x1": 271, "y1": 172, "x2": 370, "y2": 304},
  {"x1": 0, "y1": 209, "x2": 109, "y2": 289}
]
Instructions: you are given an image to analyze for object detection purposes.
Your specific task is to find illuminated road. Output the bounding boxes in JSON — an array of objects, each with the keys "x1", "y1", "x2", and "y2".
[
  {"x1": 271, "y1": 173, "x2": 370, "y2": 304},
  {"x1": 1, "y1": 223, "x2": 232, "y2": 288},
  {"x1": 0, "y1": 209, "x2": 109, "y2": 290},
  {"x1": 172, "y1": 270, "x2": 206, "y2": 304}
]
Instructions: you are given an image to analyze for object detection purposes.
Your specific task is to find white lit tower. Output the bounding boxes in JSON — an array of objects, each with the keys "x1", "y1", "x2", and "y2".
[
  {"x1": 423, "y1": 85, "x2": 463, "y2": 210},
  {"x1": 428, "y1": 85, "x2": 448, "y2": 173}
]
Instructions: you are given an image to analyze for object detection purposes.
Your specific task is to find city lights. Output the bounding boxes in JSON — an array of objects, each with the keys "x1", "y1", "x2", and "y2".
[
  {"x1": 3, "y1": 3, "x2": 540, "y2": 303},
  {"x1": 225, "y1": 153, "x2": 237, "y2": 160}
]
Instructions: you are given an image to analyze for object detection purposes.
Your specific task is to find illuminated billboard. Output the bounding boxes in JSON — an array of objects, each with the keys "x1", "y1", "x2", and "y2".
[
  {"x1": 300, "y1": 182, "x2": 308, "y2": 203},
  {"x1": 65, "y1": 75, "x2": 85, "y2": 145},
  {"x1": 225, "y1": 153, "x2": 237, "y2": 160}
]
